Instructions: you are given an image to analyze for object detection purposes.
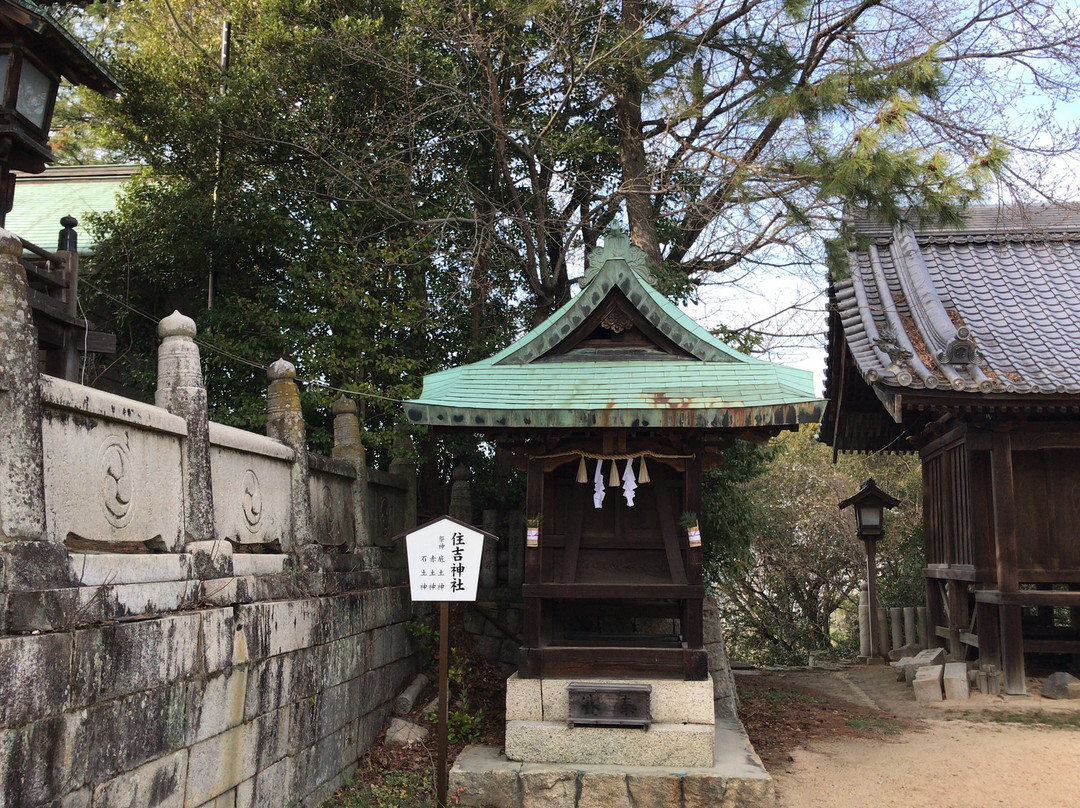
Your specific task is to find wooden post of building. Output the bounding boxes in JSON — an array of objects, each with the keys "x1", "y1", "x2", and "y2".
[{"x1": 991, "y1": 429, "x2": 1026, "y2": 695}]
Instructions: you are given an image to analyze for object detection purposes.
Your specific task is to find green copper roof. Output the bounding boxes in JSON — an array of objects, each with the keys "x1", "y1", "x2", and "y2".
[
  {"x1": 405, "y1": 229, "x2": 824, "y2": 430},
  {"x1": 9, "y1": 164, "x2": 137, "y2": 252}
]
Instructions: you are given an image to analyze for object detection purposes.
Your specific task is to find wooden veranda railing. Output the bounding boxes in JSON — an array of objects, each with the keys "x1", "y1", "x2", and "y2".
[{"x1": 22, "y1": 216, "x2": 114, "y2": 380}]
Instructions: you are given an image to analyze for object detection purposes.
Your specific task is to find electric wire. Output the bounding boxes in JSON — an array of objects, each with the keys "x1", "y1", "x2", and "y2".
[{"x1": 78, "y1": 276, "x2": 407, "y2": 404}]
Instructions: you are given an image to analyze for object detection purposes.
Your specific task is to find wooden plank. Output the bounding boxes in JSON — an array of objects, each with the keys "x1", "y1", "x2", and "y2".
[
  {"x1": 990, "y1": 430, "x2": 1026, "y2": 695},
  {"x1": 976, "y1": 600, "x2": 1001, "y2": 672},
  {"x1": 1009, "y1": 433, "x2": 1080, "y2": 451},
  {"x1": 1017, "y1": 569, "x2": 1080, "y2": 584},
  {"x1": 558, "y1": 490, "x2": 586, "y2": 583},
  {"x1": 926, "y1": 575, "x2": 945, "y2": 650},
  {"x1": 652, "y1": 481, "x2": 687, "y2": 585},
  {"x1": 530, "y1": 646, "x2": 709, "y2": 680},
  {"x1": 947, "y1": 579, "x2": 964, "y2": 659},
  {"x1": 975, "y1": 590, "x2": 1080, "y2": 607},
  {"x1": 919, "y1": 425, "x2": 968, "y2": 459},
  {"x1": 22, "y1": 260, "x2": 67, "y2": 288},
  {"x1": 522, "y1": 583, "x2": 705, "y2": 600},
  {"x1": 1023, "y1": 640, "x2": 1080, "y2": 653},
  {"x1": 923, "y1": 565, "x2": 979, "y2": 582}
]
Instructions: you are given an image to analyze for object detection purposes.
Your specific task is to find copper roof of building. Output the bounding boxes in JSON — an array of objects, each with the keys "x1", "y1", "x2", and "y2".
[
  {"x1": 821, "y1": 205, "x2": 1080, "y2": 450},
  {"x1": 406, "y1": 228, "x2": 824, "y2": 432}
]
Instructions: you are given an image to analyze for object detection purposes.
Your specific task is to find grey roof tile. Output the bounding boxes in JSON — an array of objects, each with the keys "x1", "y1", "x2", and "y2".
[{"x1": 830, "y1": 205, "x2": 1080, "y2": 397}]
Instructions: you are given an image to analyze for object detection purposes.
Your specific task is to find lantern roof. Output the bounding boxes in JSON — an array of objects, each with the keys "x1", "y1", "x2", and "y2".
[
  {"x1": 838, "y1": 477, "x2": 901, "y2": 512},
  {"x1": 404, "y1": 228, "x2": 824, "y2": 432},
  {"x1": 0, "y1": 1, "x2": 119, "y2": 94}
]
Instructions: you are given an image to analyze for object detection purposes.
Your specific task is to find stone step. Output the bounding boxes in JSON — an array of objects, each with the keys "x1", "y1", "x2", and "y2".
[{"x1": 451, "y1": 713, "x2": 773, "y2": 808}]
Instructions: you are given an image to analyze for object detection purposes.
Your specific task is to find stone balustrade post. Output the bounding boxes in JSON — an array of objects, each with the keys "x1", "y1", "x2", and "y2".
[
  {"x1": 388, "y1": 423, "x2": 418, "y2": 531},
  {"x1": 155, "y1": 311, "x2": 214, "y2": 544},
  {"x1": 0, "y1": 228, "x2": 46, "y2": 542},
  {"x1": 332, "y1": 395, "x2": 370, "y2": 548},
  {"x1": 448, "y1": 462, "x2": 472, "y2": 523},
  {"x1": 266, "y1": 359, "x2": 312, "y2": 551}
]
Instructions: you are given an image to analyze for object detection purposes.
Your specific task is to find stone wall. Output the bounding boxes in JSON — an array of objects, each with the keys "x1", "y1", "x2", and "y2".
[{"x1": 0, "y1": 230, "x2": 420, "y2": 807}]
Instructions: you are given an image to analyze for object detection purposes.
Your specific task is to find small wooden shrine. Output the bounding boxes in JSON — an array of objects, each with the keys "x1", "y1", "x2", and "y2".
[
  {"x1": 406, "y1": 228, "x2": 822, "y2": 681},
  {"x1": 822, "y1": 206, "x2": 1080, "y2": 695}
]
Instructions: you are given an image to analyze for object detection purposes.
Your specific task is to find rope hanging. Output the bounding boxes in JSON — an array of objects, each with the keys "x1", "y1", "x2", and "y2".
[{"x1": 529, "y1": 449, "x2": 694, "y2": 461}]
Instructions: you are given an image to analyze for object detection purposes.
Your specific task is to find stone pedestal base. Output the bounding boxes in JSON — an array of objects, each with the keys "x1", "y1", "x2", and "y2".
[
  {"x1": 450, "y1": 714, "x2": 773, "y2": 808},
  {"x1": 504, "y1": 673, "x2": 715, "y2": 767}
]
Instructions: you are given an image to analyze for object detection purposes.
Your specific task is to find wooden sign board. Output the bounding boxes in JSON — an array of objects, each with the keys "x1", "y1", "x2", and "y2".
[{"x1": 405, "y1": 517, "x2": 486, "y2": 602}]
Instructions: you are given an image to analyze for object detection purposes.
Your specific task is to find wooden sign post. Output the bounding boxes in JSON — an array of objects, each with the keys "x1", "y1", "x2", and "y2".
[{"x1": 404, "y1": 516, "x2": 496, "y2": 807}]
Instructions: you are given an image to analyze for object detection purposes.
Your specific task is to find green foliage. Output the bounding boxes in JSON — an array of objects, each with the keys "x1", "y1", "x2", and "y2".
[
  {"x1": 423, "y1": 648, "x2": 484, "y2": 745},
  {"x1": 323, "y1": 768, "x2": 436, "y2": 808},
  {"x1": 703, "y1": 426, "x2": 923, "y2": 666}
]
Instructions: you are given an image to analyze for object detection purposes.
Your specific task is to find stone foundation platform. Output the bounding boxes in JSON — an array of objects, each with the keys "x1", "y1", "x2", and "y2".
[{"x1": 449, "y1": 712, "x2": 773, "y2": 808}]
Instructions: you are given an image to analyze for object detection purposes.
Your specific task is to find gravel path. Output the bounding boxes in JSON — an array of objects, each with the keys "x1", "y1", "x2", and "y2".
[{"x1": 742, "y1": 664, "x2": 1080, "y2": 808}]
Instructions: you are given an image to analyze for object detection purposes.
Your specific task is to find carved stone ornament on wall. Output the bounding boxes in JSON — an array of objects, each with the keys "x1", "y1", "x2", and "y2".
[
  {"x1": 100, "y1": 436, "x2": 134, "y2": 529},
  {"x1": 241, "y1": 469, "x2": 263, "y2": 532}
]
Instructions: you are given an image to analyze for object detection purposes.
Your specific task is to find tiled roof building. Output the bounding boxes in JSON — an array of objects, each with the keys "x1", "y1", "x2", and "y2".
[{"x1": 822, "y1": 205, "x2": 1080, "y2": 695}]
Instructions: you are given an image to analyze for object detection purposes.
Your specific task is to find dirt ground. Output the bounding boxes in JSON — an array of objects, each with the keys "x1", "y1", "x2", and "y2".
[{"x1": 737, "y1": 663, "x2": 1080, "y2": 808}]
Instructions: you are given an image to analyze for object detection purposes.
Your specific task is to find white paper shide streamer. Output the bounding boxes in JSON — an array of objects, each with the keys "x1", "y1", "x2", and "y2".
[
  {"x1": 592, "y1": 458, "x2": 606, "y2": 509},
  {"x1": 622, "y1": 459, "x2": 637, "y2": 506}
]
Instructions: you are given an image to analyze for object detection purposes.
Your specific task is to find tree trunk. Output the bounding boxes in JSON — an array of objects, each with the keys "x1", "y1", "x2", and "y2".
[{"x1": 617, "y1": 0, "x2": 663, "y2": 269}]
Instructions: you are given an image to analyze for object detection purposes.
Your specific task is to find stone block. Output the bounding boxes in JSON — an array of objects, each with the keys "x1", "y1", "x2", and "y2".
[
  {"x1": 61, "y1": 787, "x2": 92, "y2": 808},
  {"x1": 449, "y1": 745, "x2": 523, "y2": 808},
  {"x1": 506, "y1": 721, "x2": 713, "y2": 767},
  {"x1": 184, "y1": 723, "x2": 259, "y2": 807},
  {"x1": 578, "y1": 772, "x2": 631, "y2": 808},
  {"x1": 0, "y1": 632, "x2": 71, "y2": 728},
  {"x1": 234, "y1": 752, "x2": 294, "y2": 808},
  {"x1": 682, "y1": 773, "x2": 727, "y2": 807},
  {"x1": 626, "y1": 774, "x2": 682, "y2": 808},
  {"x1": 232, "y1": 554, "x2": 288, "y2": 577},
  {"x1": 72, "y1": 614, "x2": 202, "y2": 707},
  {"x1": 506, "y1": 674, "x2": 543, "y2": 721},
  {"x1": 208, "y1": 422, "x2": 294, "y2": 551},
  {"x1": 0, "y1": 540, "x2": 72, "y2": 591},
  {"x1": 519, "y1": 766, "x2": 578, "y2": 808},
  {"x1": 92, "y1": 749, "x2": 187, "y2": 808},
  {"x1": 913, "y1": 664, "x2": 944, "y2": 703},
  {"x1": 201, "y1": 607, "x2": 235, "y2": 674},
  {"x1": 6, "y1": 586, "x2": 95, "y2": 632},
  {"x1": 68, "y1": 552, "x2": 194, "y2": 585},
  {"x1": 186, "y1": 669, "x2": 249, "y2": 745},
  {"x1": 538, "y1": 676, "x2": 714, "y2": 725},
  {"x1": 238, "y1": 600, "x2": 324, "y2": 661},
  {"x1": 85, "y1": 681, "x2": 187, "y2": 782},
  {"x1": 0, "y1": 710, "x2": 89, "y2": 806},
  {"x1": 202, "y1": 577, "x2": 239, "y2": 607},
  {"x1": 909, "y1": 647, "x2": 946, "y2": 667},
  {"x1": 40, "y1": 385, "x2": 187, "y2": 551},
  {"x1": 386, "y1": 717, "x2": 429, "y2": 746},
  {"x1": 194, "y1": 790, "x2": 237, "y2": 808},
  {"x1": 891, "y1": 656, "x2": 913, "y2": 682},
  {"x1": 104, "y1": 580, "x2": 201, "y2": 620},
  {"x1": 888, "y1": 642, "x2": 921, "y2": 662},
  {"x1": 943, "y1": 662, "x2": 970, "y2": 700},
  {"x1": 187, "y1": 541, "x2": 234, "y2": 580},
  {"x1": 1041, "y1": 671, "x2": 1080, "y2": 699},
  {"x1": 709, "y1": 776, "x2": 775, "y2": 808}
]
